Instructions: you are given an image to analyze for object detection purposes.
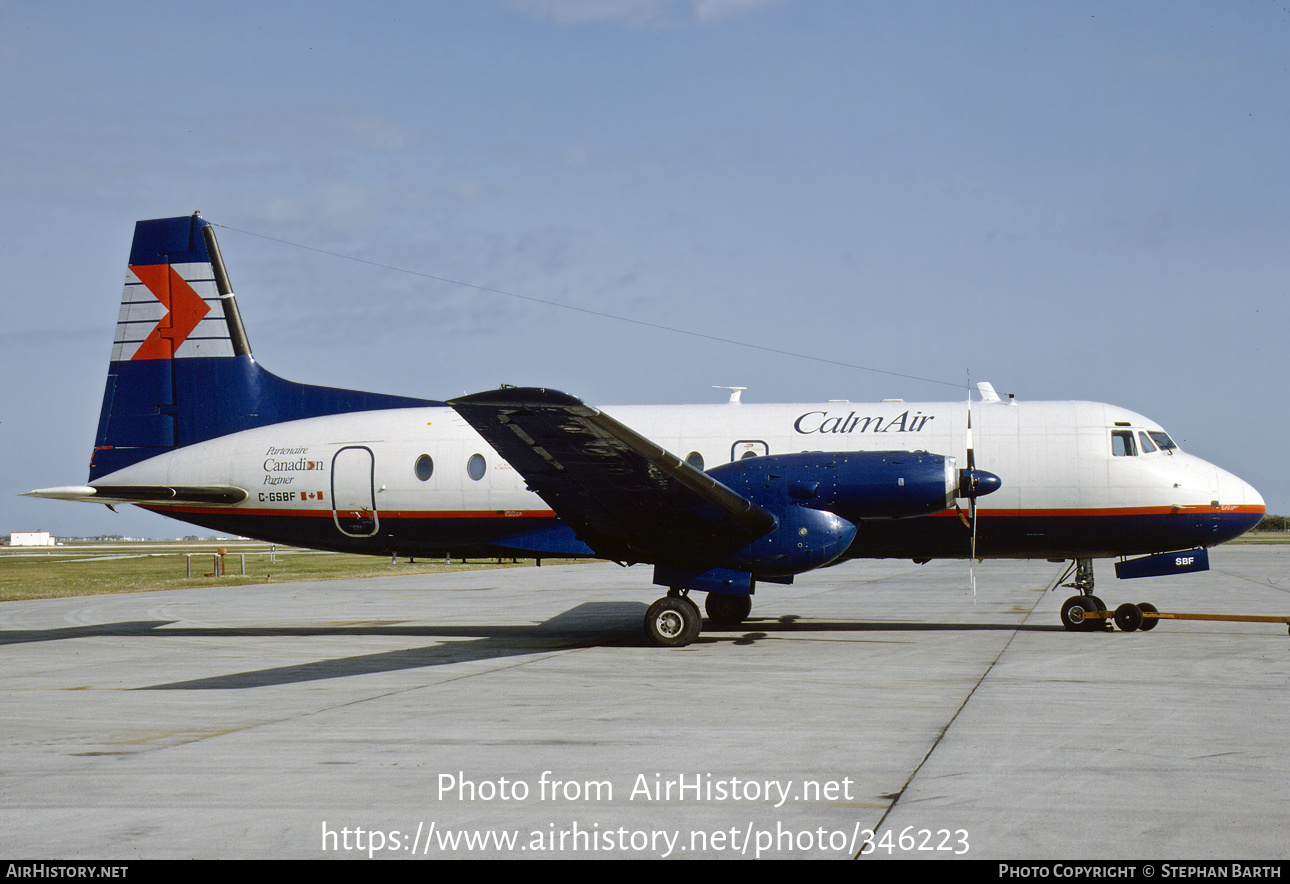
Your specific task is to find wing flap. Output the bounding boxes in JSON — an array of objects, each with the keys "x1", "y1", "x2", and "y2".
[{"x1": 449, "y1": 388, "x2": 775, "y2": 565}]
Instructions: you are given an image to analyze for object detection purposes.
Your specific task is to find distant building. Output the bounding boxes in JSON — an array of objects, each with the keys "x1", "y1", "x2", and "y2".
[{"x1": 10, "y1": 532, "x2": 57, "y2": 546}]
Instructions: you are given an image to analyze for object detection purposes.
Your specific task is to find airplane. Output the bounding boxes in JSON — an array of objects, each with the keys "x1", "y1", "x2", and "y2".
[{"x1": 24, "y1": 214, "x2": 1266, "y2": 646}]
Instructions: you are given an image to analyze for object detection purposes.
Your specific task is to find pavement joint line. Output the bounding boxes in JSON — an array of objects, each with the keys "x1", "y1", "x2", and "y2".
[{"x1": 854, "y1": 574, "x2": 1049, "y2": 859}]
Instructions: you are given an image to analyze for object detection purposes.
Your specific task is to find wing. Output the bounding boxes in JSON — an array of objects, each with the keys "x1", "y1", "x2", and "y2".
[{"x1": 449, "y1": 387, "x2": 775, "y2": 566}]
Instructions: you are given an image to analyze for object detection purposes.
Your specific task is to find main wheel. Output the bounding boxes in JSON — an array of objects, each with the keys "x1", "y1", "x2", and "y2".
[
  {"x1": 1114, "y1": 602, "x2": 1143, "y2": 632},
  {"x1": 1061, "y1": 595, "x2": 1102, "y2": 632},
  {"x1": 1137, "y1": 602, "x2": 1160, "y2": 631},
  {"x1": 705, "y1": 593, "x2": 752, "y2": 625},
  {"x1": 644, "y1": 596, "x2": 702, "y2": 647}
]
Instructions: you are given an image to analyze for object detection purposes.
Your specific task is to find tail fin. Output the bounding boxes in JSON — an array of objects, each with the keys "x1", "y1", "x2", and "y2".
[{"x1": 90, "y1": 214, "x2": 438, "y2": 481}]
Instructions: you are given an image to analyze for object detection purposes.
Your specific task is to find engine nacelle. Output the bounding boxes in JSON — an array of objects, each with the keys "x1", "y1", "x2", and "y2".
[
  {"x1": 725, "y1": 504, "x2": 857, "y2": 577},
  {"x1": 656, "y1": 451, "x2": 984, "y2": 587},
  {"x1": 708, "y1": 450, "x2": 959, "y2": 521}
]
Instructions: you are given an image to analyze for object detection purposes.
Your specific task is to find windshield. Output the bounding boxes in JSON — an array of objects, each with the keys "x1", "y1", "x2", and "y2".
[{"x1": 1147, "y1": 431, "x2": 1178, "y2": 453}]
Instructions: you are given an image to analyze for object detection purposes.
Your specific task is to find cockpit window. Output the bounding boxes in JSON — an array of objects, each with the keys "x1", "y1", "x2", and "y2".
[
  {"x1": 1138, "y1": 431, "x2": 1157, "y2": 453},
  {"x1": 1148, "y1": 431, "x2": 1177, "y2": 453},
  {"x1": 1111, "y1": 430, "x2": 1137, "y2": 457}
]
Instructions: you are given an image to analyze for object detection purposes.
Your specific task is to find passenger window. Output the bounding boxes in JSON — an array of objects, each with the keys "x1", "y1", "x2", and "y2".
[
  {"x1": 414, "y1": 454, "x2": 434, "y2": 481},
  {"x1": 1111, "y1": 430, "x2": 1137, "y2": 457},
  {"x1": 1138, "y1": 432, "x2": 1157, "y2": 453},
  {"x1": 467, "y1": 453, "x2": 486, "y2": 480}
]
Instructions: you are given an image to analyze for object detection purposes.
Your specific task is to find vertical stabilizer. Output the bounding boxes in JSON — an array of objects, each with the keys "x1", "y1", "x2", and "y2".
[
  {"x1": 90, "y1": 215, "x2": 438, "y2": 481},
  {"x1": 116, "y1": 214, "x2": 235, "y2": 362}
]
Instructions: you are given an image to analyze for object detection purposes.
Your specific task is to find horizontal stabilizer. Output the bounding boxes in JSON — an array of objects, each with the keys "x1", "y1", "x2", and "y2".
[
  {"x1": 23, "y1": 485, "x2": 248, "y2": 506},
  {"x1": 450, "y1": 387, "x2": 775, "y2": 566}
]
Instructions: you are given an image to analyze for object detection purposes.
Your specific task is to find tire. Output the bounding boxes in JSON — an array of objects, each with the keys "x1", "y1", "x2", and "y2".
[
  {"x1": 1114, "y1": 602, "x2": 1143, "y2": 632},
  {"x1": 1061, "y1": 595, "x2": 1100, "y2": 632},
  {"x1": 705, "y1": 593, "x2": 752, "y2": 626},
  {"x1": 644, "y1": 596, "x2": 701, "y2": 647},
  {"x1": 1087, "y1": 595, "x2": 1109, "y2": 630},
  {"x1": 1137, "y1": 602, "x2": 1160, "y2": 631}
]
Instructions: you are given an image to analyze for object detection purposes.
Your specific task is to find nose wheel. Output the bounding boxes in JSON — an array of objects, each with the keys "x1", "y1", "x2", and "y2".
[
  {"x1": 1058, "y1": 559, "x2": 1161, "y2": 632},
  {"x1": 1059, "y1": 595, "x2": 1160, "y2": 632},
  {"x1": 1059, "y1": 557, "x2": 1113, "y2": 632},
  {"x1": 1060, "y1": 594, "x2": 1108, "y2": 631}
]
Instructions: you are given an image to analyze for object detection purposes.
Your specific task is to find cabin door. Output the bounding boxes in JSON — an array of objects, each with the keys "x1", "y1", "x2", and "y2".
[{"x1": 332, "y1": 446, "x2": 379, "y2": 537}]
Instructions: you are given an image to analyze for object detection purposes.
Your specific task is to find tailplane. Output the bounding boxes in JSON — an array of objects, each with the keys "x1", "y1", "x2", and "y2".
[{"x1": 90, "y1": 214, "x2": 437, "y2": 481}]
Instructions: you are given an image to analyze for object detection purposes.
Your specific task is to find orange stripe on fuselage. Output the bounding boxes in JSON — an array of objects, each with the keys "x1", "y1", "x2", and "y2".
[
  {"x1": 142, "y1": 505, "x2": 1265, "y2": 520},
  {"x1": 142, "y1": 506, "x2": 559, "y2": 518},
  {"x1": 929, "y1": 504, "x2": 1265, "y2": 518}
]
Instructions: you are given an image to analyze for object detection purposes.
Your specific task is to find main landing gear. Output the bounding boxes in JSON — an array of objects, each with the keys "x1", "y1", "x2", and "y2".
[
  {"x1": 643, "y1": 590, "x2": 753, "y2": 647},
  {"x1": 704, "y1": 592, "x2": 752, "y2": 626},
  {"x1": 644, "y1": 591, "x2": 702, "y2": 647},
  {"x1": 1058, "y1": 558, "x2": 1159, "y2": 633}
]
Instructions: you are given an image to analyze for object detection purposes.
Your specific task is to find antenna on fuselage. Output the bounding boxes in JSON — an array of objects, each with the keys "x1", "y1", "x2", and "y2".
[{"x1": 713, "y1": 386, "x2": 746, "y2": 405}]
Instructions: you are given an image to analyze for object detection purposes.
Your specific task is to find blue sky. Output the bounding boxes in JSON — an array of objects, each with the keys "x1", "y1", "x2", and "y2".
[{"x1": 3, "y1": 0, "x2": 1288, "y2": 538}]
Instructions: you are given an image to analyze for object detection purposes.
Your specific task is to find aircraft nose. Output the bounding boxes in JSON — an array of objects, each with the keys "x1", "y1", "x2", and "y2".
[
  {"x1": 1236, "y1": 474, "x2": 1265, "y2": 512},
  {"x1": 1211, "y1": 466, "x2": 1265, "y2": 542},
  {"x1": 1218, "y1": 464, "x2": 1264, "y2": 510},
  {"x1": 1239, "y1": 479, "x2": 1265, "y2": 532}
]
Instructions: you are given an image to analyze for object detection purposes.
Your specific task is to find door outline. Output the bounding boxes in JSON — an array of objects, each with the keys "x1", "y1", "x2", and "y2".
[
  {"x1": 332, "y1": 445, "x2": 379, "y2": 537},
  {"x1": 731, "y1": 440, "x2": 769, "y2": 462}
]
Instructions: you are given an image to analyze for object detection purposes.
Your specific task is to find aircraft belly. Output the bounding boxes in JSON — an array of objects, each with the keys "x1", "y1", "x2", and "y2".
[
  {"x1": 843, "y1": 507, "x2": 1262, "y2": 560},
  {"x1": 142, "y1": 508, "x2": 576, "y2": 558}
]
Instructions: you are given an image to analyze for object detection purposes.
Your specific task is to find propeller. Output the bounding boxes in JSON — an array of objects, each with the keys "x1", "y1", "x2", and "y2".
[{"x1": 957, "y1": 381, "x2": 1003, "y2": 594}]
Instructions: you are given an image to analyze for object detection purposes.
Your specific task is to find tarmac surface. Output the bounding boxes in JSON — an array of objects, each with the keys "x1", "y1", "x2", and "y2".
[{"x1": 1, "y1": 545, "x2": 1288, "y2": 860}]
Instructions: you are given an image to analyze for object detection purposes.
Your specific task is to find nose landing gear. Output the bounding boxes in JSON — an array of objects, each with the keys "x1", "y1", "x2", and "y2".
[
  {"x1": 1059, "y1": 558, "x2": 1111, "y2": 631},
  {"x1": 1058, "y1": 558, "x2": 1160, "y2": 632}
]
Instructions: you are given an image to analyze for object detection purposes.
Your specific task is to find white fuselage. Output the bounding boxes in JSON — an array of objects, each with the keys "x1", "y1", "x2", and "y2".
[{"x1": 93, "y1": 396, "x2": 1264, "y2": 561}]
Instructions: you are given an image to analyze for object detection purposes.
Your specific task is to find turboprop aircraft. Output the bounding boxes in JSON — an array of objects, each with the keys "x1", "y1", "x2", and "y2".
[{"x1": 25, "y1": 214, "x2": 1266, "y2": 646}]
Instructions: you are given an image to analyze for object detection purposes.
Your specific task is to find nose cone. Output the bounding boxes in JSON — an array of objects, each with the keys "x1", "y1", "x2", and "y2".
[
  {"x1": 1237, "y1": 476, "x2": 1265, "y2": 512},
  {"x1": 959, "y1": 468, "x2": 1002, "y2": 499},
  {"x1": 1211, "y1": 465, "x2": 1265, "y2": 543}
]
